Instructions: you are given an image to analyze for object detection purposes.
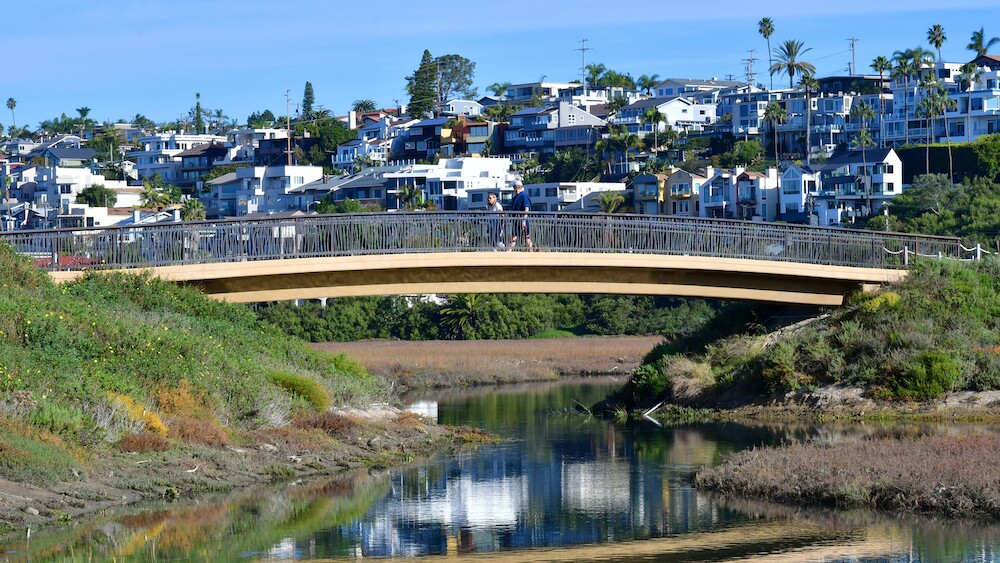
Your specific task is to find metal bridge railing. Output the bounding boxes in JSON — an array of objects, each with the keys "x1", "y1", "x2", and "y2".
[{"x1": 0, "y1": 212, "x2": 969, "y2": 272}]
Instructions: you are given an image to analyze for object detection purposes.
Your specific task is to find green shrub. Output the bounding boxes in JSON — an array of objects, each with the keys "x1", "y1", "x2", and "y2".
[
  {"x1": 761, "y1": 341, "x2": 802, "y2": 394},
  {"x1": 29, "y1": 402, "x2": 88, "y2": 437},
  {"x1": 631, "y1": 363, "x2": 670, "y2": 398},
  {"x1": 267, "y1": 370, "x2": 331, "y2": 412},
  {"x1": 893, "y1": 351, "x2": 962, "y2": 400}
]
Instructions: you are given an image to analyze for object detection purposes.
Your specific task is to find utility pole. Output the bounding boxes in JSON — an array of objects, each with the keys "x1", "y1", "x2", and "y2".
[
  {"x1": 577, "y1": 39, "x2": 591, "y2": 89},
  {"x1": 847, "y1": 37, "x2": 859, "y2": 76},
  {"x1": 742, "y1": 49, "x2": 758, "y2": 87},
  {"x1": 285, "y1": 90, "x2": 292, "y2": 166}
]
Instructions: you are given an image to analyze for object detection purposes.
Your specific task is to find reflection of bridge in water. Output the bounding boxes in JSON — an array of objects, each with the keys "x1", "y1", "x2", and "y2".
[{"x1": 0, "y1": 212, "x2": 975, "y2": 306}]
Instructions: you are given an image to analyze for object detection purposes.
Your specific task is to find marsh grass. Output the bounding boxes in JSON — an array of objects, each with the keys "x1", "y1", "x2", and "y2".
[
  {"x1": 697, "y1": 433, "x2": 1000, "y2": 518},
  {"x1": 314, "y1": 336, "x2": 661, "y2": 387}
]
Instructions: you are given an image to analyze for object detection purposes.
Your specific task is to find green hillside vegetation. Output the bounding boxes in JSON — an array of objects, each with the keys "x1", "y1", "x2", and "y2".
[
  {"x1": 0, "y1": 242, "x2": 385, "y2": 484},
  {"x1": 628, "y1": 258, "x2": 1000, "y2": 403}
]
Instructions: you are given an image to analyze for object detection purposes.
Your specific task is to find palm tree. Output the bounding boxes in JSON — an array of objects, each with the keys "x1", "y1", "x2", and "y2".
[
  {"x1": 180, "y1": 198, "x2": 206, "y2": 221},
  {"x1": 637, "y1": 74, "x2": 660, "y2": 96},
  {"x1": 586, "y1": 63, "x2": 606, "y2": 87},
  {"x1": 958, "y1": 61, "x2": 984, "y2": 141},
  {"x1": 352, "y1": 99, "x2": 377, "y2": 113},
  {"x1": 76, "y1": 107, "x2": 91, "y2": 137},
  {"x1": 396, "y1": 183, "x2": 422, "y2": 210},
  {"x1": 594, "y1": 137, "x2": 613, "y2": 175},
  {"x1": 851, "y1": 129, "x2": 875, "y2": 217},
  {"x1": 871, "y1": 56, "x2": 893, "y2": 147},
  {"x1": 967, "y1": 26, "x2": 999, "y2": 57},
  {"x1": 927, "y1": 25, "x2": 947, "y2": 61},
  {"x1": 916, "y1": 96, "x2": 937, "y2": 175},
  {"x1": 641, "y1": 106, "x2": 666, "y2": 151},
  {"x1": 851, "y1": 100, "x2": 876, "y2": 213},
  {"x1": 440, "y1": 294, "x2": 484, "y2": 339},
  {"x1": 763, "y1": 102, "x2": 786, "y2": 162},
  {"x1": 5, "y1": 98, "x2": 15, "y2": 130},
  {"x1": 139, "y1": 184, "x2": 168, "y2": 212},
  {"x1": 758, "y1": 18, "x2": 775, "y2": 90},
  {"x1": 598, "y1": 191, "x2": 625, "y2": 214},
  {"x1": 770, "y1": 39, "x2": 816, "y2": 89},
  {"x1": 799, "y1": 73, "x2": 819, "y2": 163},
  {"x1": 487, "y1": 82, "x2": 511, "y2": 100},
  {"x1": 892, "y1": 47, "x2": 934, "y2": 145},
  {"x1": 605, "y1": 95, "x2": 629, "y2": 120}
]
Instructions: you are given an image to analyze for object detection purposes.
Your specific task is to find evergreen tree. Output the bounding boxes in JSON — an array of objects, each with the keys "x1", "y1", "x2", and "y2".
[
  {"x1": 302, "y1": 81, "x2": 315, "y2": 120},
  {"x1": 193, "y1": 92, "x2": 205, "y2": 133},
  {"x1": 406, "y1": 49, "x2": 438, "y2": 119}
]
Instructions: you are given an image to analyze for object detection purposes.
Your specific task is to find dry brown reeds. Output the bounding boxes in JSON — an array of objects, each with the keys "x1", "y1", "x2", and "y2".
[
  {"x1": 118, "y1": 432, "x2": 170, "y2": 453},
  {"x1": 313, "y1": 336, "x2": 662, "y2": 388},
  {"x1": 697, "y1": 433, "x2": 1000, "y2": 518}
]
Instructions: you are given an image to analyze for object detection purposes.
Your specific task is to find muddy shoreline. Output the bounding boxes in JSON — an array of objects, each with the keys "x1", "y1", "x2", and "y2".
[{"x1": 0, "y1": 336, "x2": 658, "y2": 543}]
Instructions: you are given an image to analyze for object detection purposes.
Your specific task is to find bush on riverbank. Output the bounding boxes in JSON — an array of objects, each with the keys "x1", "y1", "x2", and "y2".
[
  {"x1": 696, "y1": 433, "x2": 1000, "y2": 518},
  {"x1": 258, "y1": 294, "x2": 718, "y2": 341},
  {"x1": 627, "y1": 258, "x2": 1000, "y2": 404},
  {"x1": 0, "y1": 241, "x2": 385, "y2": 479}
]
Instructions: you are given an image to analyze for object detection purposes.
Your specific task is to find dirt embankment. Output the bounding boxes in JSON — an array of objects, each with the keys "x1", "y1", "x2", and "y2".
[
  {"x1": 314, "y1": 336, "x2": 662, "y2": 389},
  {"x1": 0, "y1": 408, "x2": 491, "y2": 542}
]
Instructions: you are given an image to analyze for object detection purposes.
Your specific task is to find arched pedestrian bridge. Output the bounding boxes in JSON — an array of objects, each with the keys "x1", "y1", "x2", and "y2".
[{"x1": 0, "y1": 212, "x2": 974, "y2": 306}]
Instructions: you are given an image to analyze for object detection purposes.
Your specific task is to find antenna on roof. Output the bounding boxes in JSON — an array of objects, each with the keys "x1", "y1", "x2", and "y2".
[
  {"x1": 577, "y1": 39, "x2": 591, "y2": 88},
  {"x1": 847, "y1": 37, "x2": 859, "y2": 76},
  {"x1": 742, "y1": 49, "x2": 758, "y2": 87}
]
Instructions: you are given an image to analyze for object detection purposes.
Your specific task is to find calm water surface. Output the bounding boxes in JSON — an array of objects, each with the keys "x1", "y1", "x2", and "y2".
[{"x1": 6, "y1": 377, "x2": 1000, "y2": 562}]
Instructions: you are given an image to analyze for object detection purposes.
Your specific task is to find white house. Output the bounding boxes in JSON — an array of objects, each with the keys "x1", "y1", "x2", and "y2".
[
  {"x1": 615, "y1": 97, "x2": 717, "y2": 135},
  {"x1": 130, "y1": 131, "x2": 227, "y2": 183},
  {"x1": 525, "y1": 182, "x2": 626, "y2": 212},
  {"x1": 383, "y1": 157, "x2": 514, "y2": 210},
  {"x1": 205, "y1": 165, "x2": 324, "y2": 217}
]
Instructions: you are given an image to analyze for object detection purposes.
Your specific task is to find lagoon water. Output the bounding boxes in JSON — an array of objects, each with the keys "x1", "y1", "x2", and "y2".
[{"x1": 7, "y1": 377, "x2": 1000, "y2": 561}]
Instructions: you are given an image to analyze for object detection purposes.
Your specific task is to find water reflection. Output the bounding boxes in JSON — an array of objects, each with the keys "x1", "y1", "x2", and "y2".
[{"x1": 7, "y1": 377, "x2": 1000, "y2": 561}]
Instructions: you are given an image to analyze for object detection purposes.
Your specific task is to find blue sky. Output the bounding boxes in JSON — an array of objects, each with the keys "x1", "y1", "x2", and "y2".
[{"x1": 5, "y1": 0, "x2": 1000, "y2": 130}]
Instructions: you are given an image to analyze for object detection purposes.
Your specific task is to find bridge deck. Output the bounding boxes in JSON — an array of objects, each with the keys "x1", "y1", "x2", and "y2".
[{"x1": 2, "y1": 212, "x2": 966, "y2": 305}]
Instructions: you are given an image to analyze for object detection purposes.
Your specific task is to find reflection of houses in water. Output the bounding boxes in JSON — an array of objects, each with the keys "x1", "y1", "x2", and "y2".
[
  {"x1": 561, "y1": 461, "x2": 631, "y2": 513},
  {"x1": 391, "y1": 473, "x2": 527, "y2": 528},
  {"x1": 405, "y1": 400, "x2": 438, "y2": 421}
]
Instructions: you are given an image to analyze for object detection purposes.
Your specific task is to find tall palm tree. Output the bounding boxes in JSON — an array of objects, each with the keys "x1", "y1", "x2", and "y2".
[
  {"x1": 892, "y1": 47, "x2": 934, "y2": 145},
  {"x1": 637, "y1": 74, "x2": 661, "y2": 96},
  {"x1": 967, "y1": 26, "x2": 999, "y2": 57},
  {"x1": 799, "y1": 73, "x2": 819, "y2": 163},
  {"x1": 871, "y1": 56, "x2": 893, "y2": 147},
  {"x1": 5, "y1": 98, "x2": 15, "y2": 130},
  {"x1": 764, "y1": 102, "x2": 786, "y2": 162},
  {"x1": 851, "y1": 100, "x2": 876, "y2": 213},
  {"x1": 641, "y1": 106, "x2": 666, "y2": 151},
  {"x1": 770, "y1": 39, "x2": 816, "y2": 89},
  {"x1": 851, "y1": 129, "x2": 875, "y2": 216},
  {"x1": 758, "y1": 18, "x2": 775, "y2": 90},
  {"x1": 958, "y1": 61, "x2": 984, "y2": 141},
  {"x1": 76, "y1": 107, "x2": 91, "y2": 137},
  {"x1": 927, "y1": 25, "x2": 947, "y2": 61},
  {"x1": 916, "y1": 96, "x2": 937, "y2": 175}
]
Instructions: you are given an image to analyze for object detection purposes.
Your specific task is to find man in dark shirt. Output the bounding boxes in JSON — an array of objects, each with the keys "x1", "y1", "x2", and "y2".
[{"x1": 509, "y1": 179, "x2": 533, "y2": 250}]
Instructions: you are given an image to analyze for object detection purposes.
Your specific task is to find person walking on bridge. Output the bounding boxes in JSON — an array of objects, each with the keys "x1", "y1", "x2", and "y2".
[
  {"x1": 486, "y1": 192, "x2": 504, "y2": 249},
  {"x1": 509, "y1": 179, "x2": 533, "y2": 251}
]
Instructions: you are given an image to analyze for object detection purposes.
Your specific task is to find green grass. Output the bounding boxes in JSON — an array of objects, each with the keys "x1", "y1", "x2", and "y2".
[{"x1": 0, "y1": 241, "x2": 389, "y2": 478}]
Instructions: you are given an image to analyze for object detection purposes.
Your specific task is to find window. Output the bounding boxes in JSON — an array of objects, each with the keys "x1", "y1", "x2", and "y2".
[
  {"x1": 545, "y1": 187, "x2": 557, "y2": 197},
  {"x1": 471, "y1": 193, "x2": 483, "y2": 202}
]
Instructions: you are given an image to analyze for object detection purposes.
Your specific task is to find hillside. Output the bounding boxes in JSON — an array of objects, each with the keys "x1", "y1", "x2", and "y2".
[
  {"x1": 624, "y1": 257, "x2": 1000, "y2": 410},
  {"x1": 0, "y1": 242, "x2": 476, "y2": 536}
]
